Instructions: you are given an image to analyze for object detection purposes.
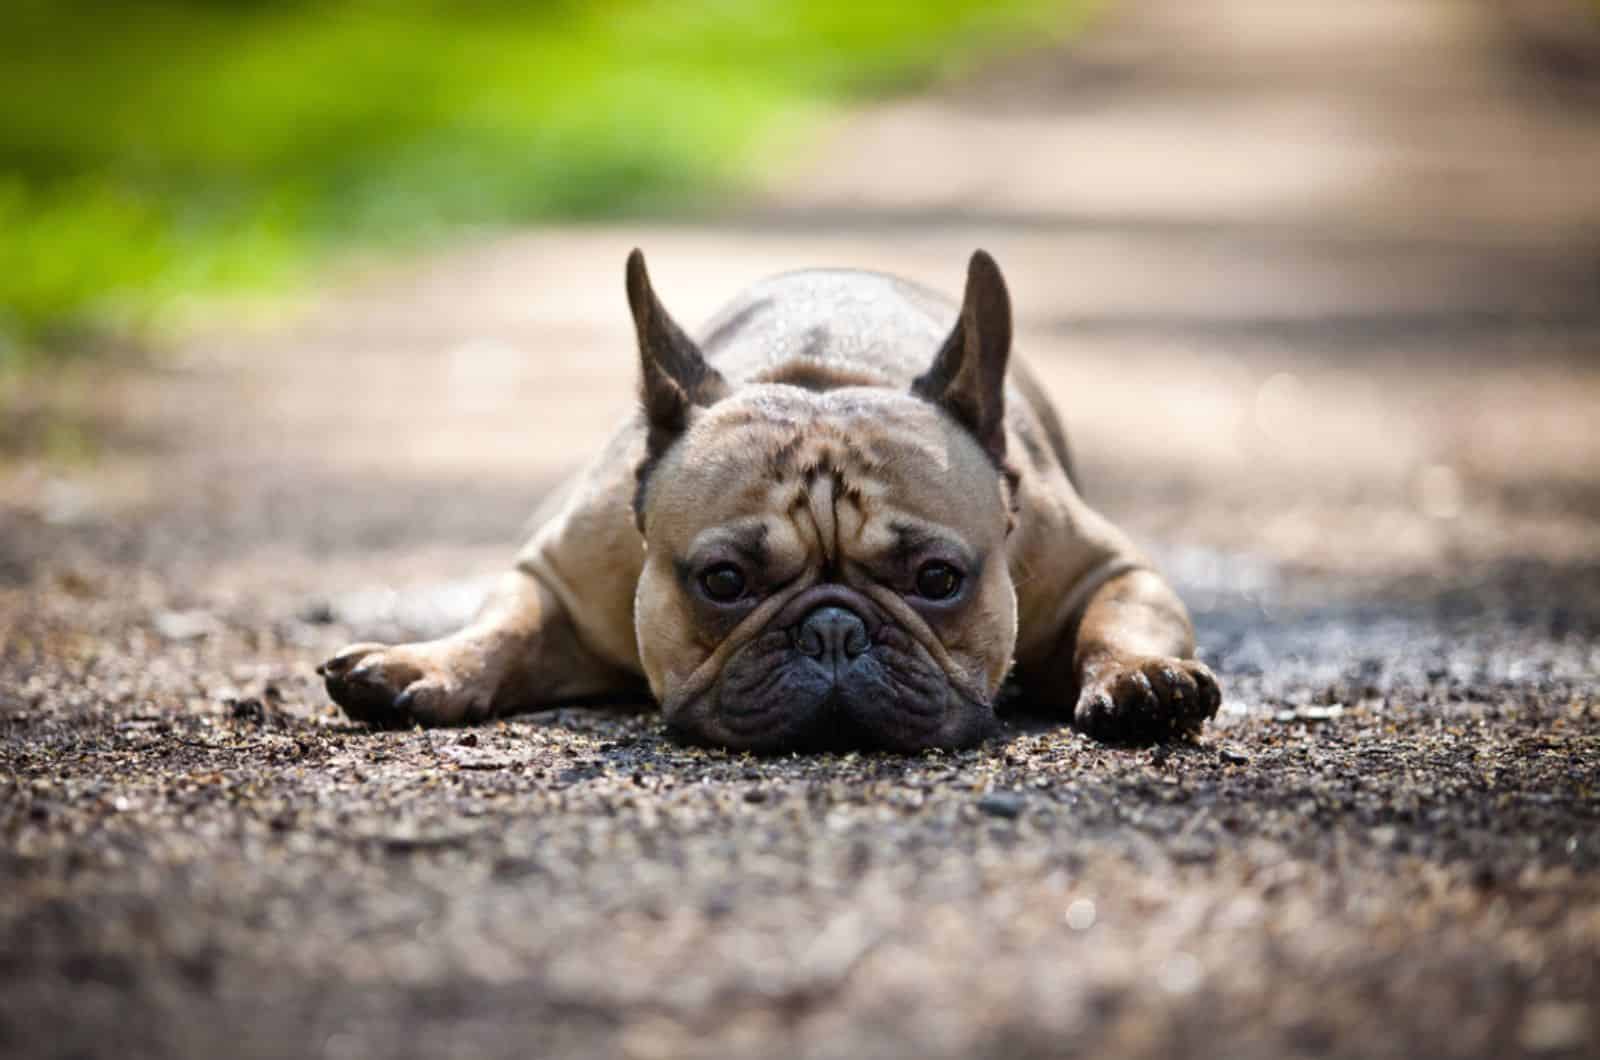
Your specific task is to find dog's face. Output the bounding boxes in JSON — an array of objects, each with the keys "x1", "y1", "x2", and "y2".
[{"x1": 624, "y1": 251, "x2": 1017, "y2": 751}]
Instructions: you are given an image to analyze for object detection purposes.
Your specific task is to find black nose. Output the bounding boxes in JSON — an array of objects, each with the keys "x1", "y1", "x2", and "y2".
[{"x1": 794, "y1": 606, "x2": 870, "y2": 668}]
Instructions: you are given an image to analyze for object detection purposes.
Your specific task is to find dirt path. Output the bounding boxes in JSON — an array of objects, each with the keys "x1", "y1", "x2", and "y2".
[{"x1": 4, "y1": 1, "x2": 1598, "y2": 1057}]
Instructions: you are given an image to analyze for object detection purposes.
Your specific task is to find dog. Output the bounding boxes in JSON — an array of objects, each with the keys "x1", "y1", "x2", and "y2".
[{"x1": 319, "y1": 250, "x2": 1220, "y2": 749}]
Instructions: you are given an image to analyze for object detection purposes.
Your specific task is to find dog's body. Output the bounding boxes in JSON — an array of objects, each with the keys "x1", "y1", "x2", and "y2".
[{"x1": 321, "y1": 252, "x2": 1219, "y2": 748}]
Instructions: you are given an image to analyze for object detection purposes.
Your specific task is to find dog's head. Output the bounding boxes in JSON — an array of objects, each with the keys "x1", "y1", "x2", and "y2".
[{"x1": 626, "y1": 250, "x2": 1018, "y2": 751}]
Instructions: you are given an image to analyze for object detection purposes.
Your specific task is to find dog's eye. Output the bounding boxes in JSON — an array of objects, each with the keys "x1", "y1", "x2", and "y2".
[
  {"x1": 914, "y1": 561, "x2": 963, "y2": 601},
  {"x1": 699, "y1": 563, "x2": 746, "y2": 603}
]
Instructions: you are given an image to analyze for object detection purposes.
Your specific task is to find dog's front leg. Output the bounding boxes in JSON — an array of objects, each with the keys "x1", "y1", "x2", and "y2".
[
  {"x1": 319, "y1": 570, "x2": 629, "y2": 727},
  {"x1": 1067, "y1": 568, "x2": 1221, "y2": 743}
]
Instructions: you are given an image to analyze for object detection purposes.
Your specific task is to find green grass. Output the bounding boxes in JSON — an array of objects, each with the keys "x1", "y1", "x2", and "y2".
[{"x1": 0, "y1": 0, "x2": 1092, "y2": 360}]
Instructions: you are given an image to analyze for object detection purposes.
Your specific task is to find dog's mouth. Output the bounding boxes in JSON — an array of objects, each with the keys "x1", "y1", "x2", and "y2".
[{"x1": 663, "y1": 584, "x2": 994, "y2": 753}]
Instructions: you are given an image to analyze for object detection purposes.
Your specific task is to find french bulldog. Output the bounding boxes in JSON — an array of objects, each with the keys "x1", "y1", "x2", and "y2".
[{"x1": 319, "y1": 250, "x2": 1220, "y2": 749}]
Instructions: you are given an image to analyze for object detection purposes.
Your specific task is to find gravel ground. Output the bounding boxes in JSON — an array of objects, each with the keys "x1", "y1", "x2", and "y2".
[{"x1": 3, "y1": 1, "x2": 1599, "y2": 1057}]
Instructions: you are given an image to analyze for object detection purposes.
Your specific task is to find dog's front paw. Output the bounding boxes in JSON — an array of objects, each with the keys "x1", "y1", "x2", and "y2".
[
  {"x1": 1073, "y1": 655, "x2": 1221, "y2": 744},
  {"x1": 318, "y1": 640, "x2": 493, "y2": 728}
]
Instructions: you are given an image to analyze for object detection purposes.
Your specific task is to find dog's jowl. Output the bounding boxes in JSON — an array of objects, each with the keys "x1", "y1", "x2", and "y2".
[{"x1": 320, "y1": 251, "x2": 1221, "y2": 748}]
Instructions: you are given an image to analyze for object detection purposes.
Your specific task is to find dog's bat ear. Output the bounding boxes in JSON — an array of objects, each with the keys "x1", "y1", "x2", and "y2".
[
  {"x1": 625, "y1": 249, "x2": 728, "y2": 437},
  {"x1": 913, "y1": 249, "x2": 1012, "y2": 461}
]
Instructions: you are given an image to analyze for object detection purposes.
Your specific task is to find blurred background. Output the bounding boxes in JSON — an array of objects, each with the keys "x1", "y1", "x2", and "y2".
[
  {"x1": 0, "y1": 0, "x2": 1086, "y2": 353},
  {"x1": 3, "y1": 1, "x2": 1599, "y2": 1058},
  {"x1": 2, "y1": 0, "x2": 1595, "y2": 609}
]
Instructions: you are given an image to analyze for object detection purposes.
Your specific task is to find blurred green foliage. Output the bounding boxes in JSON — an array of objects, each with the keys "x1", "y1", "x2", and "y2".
[{"x1": 0, "y1": 0, "x2": 1089, "y2": 359}]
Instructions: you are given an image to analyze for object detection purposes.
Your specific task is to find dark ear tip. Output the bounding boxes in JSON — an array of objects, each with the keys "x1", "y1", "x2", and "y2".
[
  {"x1": 966, "y1": 249, "x2": 1005, "y2": 288},
  {"x1": 625, "y1": 248, "x2": 651, "y2": 311}
]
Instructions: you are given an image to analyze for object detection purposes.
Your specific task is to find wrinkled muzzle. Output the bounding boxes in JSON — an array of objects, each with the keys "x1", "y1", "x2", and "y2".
[{"x1": 664, "y1": 584, "x2": 994, "y2": 752}]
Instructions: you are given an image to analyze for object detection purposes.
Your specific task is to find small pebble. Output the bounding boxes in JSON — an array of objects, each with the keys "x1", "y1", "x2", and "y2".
[
  {"x1": 1171, "y1": 838, "x2": 1216, "y2": 864},
  {"x1": 298, "y1": 600, "x2": 336, "y2": 625},
  {"x1": 154, "y1": 609, "x2": 219, "y2": 641},
  {"x1": 1219, "y1": 746, "x2": 1249, "y2": 765},
  {"x1": 977, "y1": 791, "x2": 1025, "y2": 819},
  {"x1": 1275, "y1": 704, "x2": 1345, "y2": 723},
  {"x1": 229, "y1": 698, "x2": 266, "y2": 725}
]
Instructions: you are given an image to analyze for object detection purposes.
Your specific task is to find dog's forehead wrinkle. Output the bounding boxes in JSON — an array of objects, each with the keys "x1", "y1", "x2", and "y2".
[
  {"x1": 662, "y1": 379, "x2": 1004, "y2": 576},
  {"x1": 717, "y1": 394, "x2": 943, "y2": 472}
]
